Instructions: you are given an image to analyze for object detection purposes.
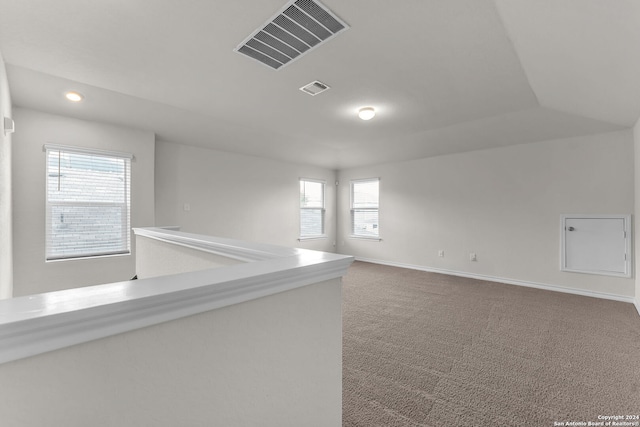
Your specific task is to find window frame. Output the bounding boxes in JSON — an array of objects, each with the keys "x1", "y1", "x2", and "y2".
[
  {"x1": 350, "y1": 178, "x2": 380, "y2": 240},
  {"x1": 44, "y1": 144, "x2": 133, "y2": 261},
  {"x1": 299, "y1": 178, "x2": 327, "y2": 240}
]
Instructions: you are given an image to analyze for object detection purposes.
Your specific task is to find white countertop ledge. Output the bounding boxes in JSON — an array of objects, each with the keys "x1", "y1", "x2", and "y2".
[{"x1": 0, "y1": 228, "x2": 354, "y2": 365}]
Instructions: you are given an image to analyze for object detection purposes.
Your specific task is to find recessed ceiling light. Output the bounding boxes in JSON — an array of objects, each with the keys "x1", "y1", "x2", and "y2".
[
  {"x1": 65, "y1": 91, "x2": 84, "y2": 102},
  {"x1": 358, "y1": 107, "x2": 376, "y2": 121}
]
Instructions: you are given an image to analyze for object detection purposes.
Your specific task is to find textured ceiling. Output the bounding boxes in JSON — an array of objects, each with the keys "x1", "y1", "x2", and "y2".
[{"x1": 0, "y1": 0, "x2": 637, "y2": 169}]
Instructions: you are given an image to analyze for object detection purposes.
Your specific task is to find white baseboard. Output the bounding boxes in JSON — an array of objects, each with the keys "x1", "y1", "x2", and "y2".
[
  {"x1": 354, "y1": 256, "x2": 637, "y2": 306},
  {"x1": 635, "y1": 299, "x2": 640, "y2": 317}
]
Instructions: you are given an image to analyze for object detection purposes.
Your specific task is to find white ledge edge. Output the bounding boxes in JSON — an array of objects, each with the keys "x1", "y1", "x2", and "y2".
[
  {"x1": 0, "y1": 228, "x2": 353, "y2": 365},
  {"x1": 133, "y1": 227, "x2": 290, "y2": 262}
]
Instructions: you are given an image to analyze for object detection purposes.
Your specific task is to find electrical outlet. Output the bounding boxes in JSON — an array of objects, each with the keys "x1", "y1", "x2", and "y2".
[
  {"x1": 183, "y1": 203, "x2": 191, "y2": 212},
  {"x1": 438, "y1": 250, "x2": 444, "y2": 257},
  {"x1": 470, "y1": 252, "x2": 477, "y2": 261}
]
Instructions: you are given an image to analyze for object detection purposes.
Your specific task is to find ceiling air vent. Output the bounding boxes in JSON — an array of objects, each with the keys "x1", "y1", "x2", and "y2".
[
  {"x1": 300, "y1": 80, "x2": 330, "y2": 96},
  {"x1": 235, "y1": 0, "x2": 349, "y2": 70}
]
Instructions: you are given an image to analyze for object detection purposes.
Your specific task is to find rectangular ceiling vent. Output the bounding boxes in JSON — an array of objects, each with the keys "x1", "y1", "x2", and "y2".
[
  {"x1": 300, "y1": 80, "x2": 330, "y2": 96},
  {"x1": 235, "y1": 0, "x2": 349, "y2": 70}
]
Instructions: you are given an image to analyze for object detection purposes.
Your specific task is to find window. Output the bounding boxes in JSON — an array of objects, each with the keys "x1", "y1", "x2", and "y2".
[
  {"x1": 45, "y1": 145, "x2": 132, "y2": 260},
  {"x1": 299, "y1": 179, "x2": 325, "y2": 238},
  {"x1": 351, "y1": 178, "x2": 379, "y2": 238}
]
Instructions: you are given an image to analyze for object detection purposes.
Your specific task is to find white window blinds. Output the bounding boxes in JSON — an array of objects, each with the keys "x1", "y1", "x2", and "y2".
[
  {"x1": 45, "y1": 145, "x2": 132, "y2": 260},
  {"x1": 300, "y1": 179, "x2": 325, "y2": 238},
  {"x1": 351, "y1": 178, "x2": 379, "y2": 238}
]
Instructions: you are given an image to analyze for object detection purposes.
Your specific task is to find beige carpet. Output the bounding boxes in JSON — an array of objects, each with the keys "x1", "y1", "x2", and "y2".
[{"x1": 342, "y1": 261, "x2": 640, "y2": 427}]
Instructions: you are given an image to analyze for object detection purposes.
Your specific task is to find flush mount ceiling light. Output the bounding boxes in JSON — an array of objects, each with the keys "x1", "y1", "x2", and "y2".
[
  {"x1": 65, "y1": 91, "x2": 84, "y2": 102},
  {"x1": 358, "y1": 107, "x2": 375, "y2": 120}
]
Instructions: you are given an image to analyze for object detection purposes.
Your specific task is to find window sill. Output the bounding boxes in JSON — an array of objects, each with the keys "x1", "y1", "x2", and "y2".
[
  {"x1": 349, "y1": 235, "x2": 382, "y2": 241},
  {"x1": 46, "y1": 251, "x2": 131, "y2": 263},
  {"x1": 298, "y1": 235, "x2": 328, "y2": 241}
]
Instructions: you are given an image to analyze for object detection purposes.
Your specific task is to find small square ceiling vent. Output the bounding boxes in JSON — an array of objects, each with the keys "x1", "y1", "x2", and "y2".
[
  {"x1": 235, "y1": 0, "x2": 349, "y2": 70},
  {"x1": 300, "y1": 80, "x2": 330, "y2": 96}
]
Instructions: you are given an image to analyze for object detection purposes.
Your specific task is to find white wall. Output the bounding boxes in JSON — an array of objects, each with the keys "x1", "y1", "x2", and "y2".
[
  {"x1": 12, "y1": 108, "x2": 155, "y2": 296},
  {"x1": 136, "y1": 235, "x2": 242, "y2": 279},
  {"x1": 155, "y1": 140, "x2": 337, "y2": 253},
  {"x1": 338, "y1": 130, "x2": 635, "y2": 298},
  {"x1": 0, "y1": 278, "x2": 343, "y2": 427},
  {"x1": 0, "y1": 53, "x2": 12, "y2": 299},
  {"x1": 634, "y1": 118, "x2": 640, "y2": 314}
]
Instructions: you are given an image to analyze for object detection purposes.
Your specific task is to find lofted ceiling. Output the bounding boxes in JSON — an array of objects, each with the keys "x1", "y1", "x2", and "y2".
[{"x1": 0, "y1": 0, "x2": 638, "y2": 169}]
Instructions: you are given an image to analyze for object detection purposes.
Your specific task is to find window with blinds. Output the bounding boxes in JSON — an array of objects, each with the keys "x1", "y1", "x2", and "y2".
[
  {"x1": 300, "y1": 179, "x2": 325, "y2": 238},
  {"x1": 45, "y1": 145, "x2": 132, "y2": 260},
  {"x1": 351, "y1": 178, "x2": 379, "y2": 238}
]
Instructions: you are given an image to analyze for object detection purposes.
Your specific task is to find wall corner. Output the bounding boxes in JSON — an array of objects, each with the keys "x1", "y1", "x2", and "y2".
[
  {"x1": 633, "y1": 117, "x2": 640, "y2": 311},
  {"x1": 0, "y1": 51, "x2": 13, "y2": 300}
]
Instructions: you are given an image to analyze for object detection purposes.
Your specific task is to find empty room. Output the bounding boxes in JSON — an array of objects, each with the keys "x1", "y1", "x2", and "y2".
[{"x1": 0, "y1": 1, "x2": 639, "y2": 426}]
